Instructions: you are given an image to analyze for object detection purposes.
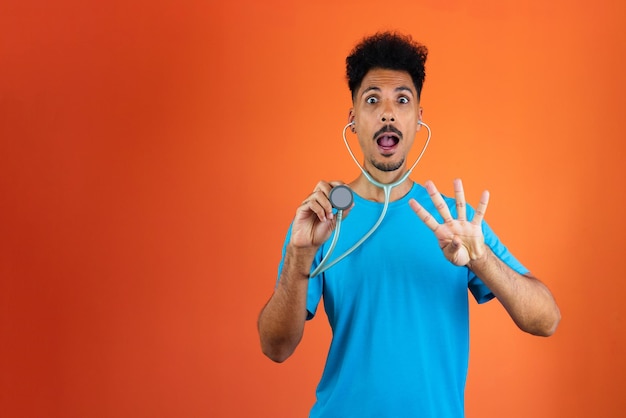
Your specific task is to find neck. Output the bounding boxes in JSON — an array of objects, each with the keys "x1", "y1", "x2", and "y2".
[{"x1": 350, "y1": 172, "x2": 414, "y2": 203}]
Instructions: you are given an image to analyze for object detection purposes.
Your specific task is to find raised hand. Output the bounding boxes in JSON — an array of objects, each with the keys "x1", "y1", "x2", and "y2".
[
  {"x1": 290, "y1": 181, "x2": 350, "y2": 250},
  {"x1": 409, "y1": 179, "x2": 489, "y2": 266}
]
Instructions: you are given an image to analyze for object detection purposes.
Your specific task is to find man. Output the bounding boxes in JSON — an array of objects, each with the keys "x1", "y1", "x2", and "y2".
[{"x1": 257, "y1": 32, "x2": 560, "y2": 417}]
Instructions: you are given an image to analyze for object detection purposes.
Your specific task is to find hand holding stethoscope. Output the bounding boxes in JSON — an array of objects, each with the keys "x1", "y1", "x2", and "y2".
[{"x1": 289, "y1": 180, "x2": 354, "y2": 255}]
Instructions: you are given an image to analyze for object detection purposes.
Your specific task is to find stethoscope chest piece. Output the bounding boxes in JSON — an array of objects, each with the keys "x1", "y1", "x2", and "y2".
[{"x1": 329, "y1": 185, "x2": 353, "y2": 210}]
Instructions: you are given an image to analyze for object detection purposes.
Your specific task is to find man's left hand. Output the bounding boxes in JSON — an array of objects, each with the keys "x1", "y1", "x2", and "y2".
[{"x1": 409, "y1": 179, "x2": 489, "y2": 266}]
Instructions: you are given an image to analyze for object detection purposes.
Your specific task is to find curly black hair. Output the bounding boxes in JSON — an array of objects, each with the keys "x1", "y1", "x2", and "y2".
[{"x1": 346, "y1": 32, "x2": 428, "y2": 101}]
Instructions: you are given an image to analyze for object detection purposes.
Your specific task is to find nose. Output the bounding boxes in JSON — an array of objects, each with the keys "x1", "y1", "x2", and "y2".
[{"x1": 380, "y1": 101, "x2": 395, "y2": 123}]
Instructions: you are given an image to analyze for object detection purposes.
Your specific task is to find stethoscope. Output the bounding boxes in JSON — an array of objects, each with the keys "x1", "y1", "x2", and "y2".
[{"x1": 309, "y1": 120, "x2": 431, "y2": 278}]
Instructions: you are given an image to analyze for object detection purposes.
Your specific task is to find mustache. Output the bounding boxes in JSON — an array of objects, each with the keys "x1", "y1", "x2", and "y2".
[{"x1": 373, "y1": 125, "x2": 403, "y2": 141}]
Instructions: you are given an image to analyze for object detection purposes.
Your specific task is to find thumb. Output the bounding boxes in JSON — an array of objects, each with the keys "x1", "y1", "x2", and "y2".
[{"x1": 444, "y1": 236, "x2": 470, "y2": 266}]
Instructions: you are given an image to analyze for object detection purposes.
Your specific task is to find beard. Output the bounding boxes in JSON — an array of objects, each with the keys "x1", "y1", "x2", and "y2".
[{"x1": 371, "y1": 157, "x2": 405, "y2": 172}]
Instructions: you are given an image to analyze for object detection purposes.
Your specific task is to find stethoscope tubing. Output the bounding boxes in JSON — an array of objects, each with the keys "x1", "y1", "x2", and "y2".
[{"x1": 309, "y1": 121, "x2": 431, "y2": 278}]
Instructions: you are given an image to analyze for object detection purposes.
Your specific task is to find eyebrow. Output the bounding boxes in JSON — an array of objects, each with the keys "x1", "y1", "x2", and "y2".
[{"x1": 361, "y1": 86, "x2": 415, "y2": 97}]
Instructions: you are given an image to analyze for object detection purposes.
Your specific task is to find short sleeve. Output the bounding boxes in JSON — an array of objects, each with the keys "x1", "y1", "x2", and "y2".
[{"x1": 467, "y1": 217, "x2": 530, "y2": 304}]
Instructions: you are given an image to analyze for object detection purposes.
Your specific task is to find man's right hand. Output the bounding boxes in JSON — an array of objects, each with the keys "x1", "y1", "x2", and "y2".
[{"x1": 289, "y1": 181, "x2": 351, "y2": 250}]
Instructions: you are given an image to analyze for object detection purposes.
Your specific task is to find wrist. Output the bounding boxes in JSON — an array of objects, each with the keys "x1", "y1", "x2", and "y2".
[
  {"x1": 285, "y1": 244, "x2": 317, "y2": 277},
  {"x1": 467, "y1": 244, "x2": 490, "y2": 270}
]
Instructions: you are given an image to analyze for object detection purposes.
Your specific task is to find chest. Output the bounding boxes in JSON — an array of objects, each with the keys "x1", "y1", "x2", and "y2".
[{"x1": 319, "y1": 205, "x2": 469, "y2": 322}]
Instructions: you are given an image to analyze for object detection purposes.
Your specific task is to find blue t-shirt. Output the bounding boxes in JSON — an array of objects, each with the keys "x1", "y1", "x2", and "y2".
[{"x1": 277, "y1": 183, "x2": 528, "y2": 418}]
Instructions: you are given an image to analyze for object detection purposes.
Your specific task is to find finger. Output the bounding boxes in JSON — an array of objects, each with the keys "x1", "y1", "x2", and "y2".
[
  {"x1": 300, "y1": 196, "x2": 330, "y2": 222},
  {"x1": 471, "y1": 190, "x2": 490, "y2": 225},
  {"x1": 328, "y1": 180, "x2": 346, "y2": 188},
  {"x1": 409, "y1": 198, "x2": 440, "y2": 231},
  {"x1": 444, "y1": 236, "x2": 470, "y2": 266},
  {"x1": 312, "y1": 181, "x2": 333, "y2": 200},
  {"x1": 453, "y1": 178, "x2": 467, "y2": 222},
  {"x1": 310, "y1": 182, "x2": 334, "y2": 220},
  {"x1": 425, "y1": 180, "x2": 453, "y2": 223}
]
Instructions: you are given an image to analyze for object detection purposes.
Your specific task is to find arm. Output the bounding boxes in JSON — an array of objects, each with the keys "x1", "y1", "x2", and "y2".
[
  {"x1": 258, "y1": 181, "x2": 347, "y2": 362},
  {"x1": 409, "y1": 179, "x2": 560, "y2": 336},
  {"x1": 258, "y1": 245, "x2": 314, "y2": 363},
  {"x1": 468, "y1": 248, "x2": 560, "y2": 336}
]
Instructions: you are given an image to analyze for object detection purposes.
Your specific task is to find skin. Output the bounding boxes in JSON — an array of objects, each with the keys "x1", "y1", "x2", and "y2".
[
  {"x1": 258, "y1": 68, "x2": 561, "y2": 363},
  {"x1": 347, "y1": 68, "x2": 423, "y2": 201}
]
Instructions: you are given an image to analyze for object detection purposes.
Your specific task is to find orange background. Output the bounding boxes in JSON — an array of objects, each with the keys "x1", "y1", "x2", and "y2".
[{"x1": 1, "y1": 0, "x2": 625, "y2": 417}]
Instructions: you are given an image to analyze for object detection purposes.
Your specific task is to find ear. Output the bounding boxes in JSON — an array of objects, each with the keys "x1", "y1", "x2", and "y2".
[
  {"x1": 417, "y1": 106, "x2": 423, "y2": 130},
  {"x1": 348, "y1": 109, "x2": 356, "y2": 132}
]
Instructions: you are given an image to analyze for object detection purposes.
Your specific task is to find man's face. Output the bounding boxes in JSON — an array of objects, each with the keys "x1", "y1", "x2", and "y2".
[{"x1": 350, "y1": 68, "x2": 422, "y2": 174}]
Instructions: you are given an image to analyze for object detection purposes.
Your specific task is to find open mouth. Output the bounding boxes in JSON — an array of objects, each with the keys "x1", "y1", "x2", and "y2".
[
  {"x1": 374, "y1": 125, "x2": 403, "y2": 154},
  {"x1": 376, "y1": 133, "x2": 400, "y2": 152}
]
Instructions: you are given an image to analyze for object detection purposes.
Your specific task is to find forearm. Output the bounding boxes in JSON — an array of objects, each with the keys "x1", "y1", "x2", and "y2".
[
  {"x1": 258, "y1": 245, "x2": 315, "y2": 362},
  {"x1": 468, "y1": 247, "x2": 561, "y2": 336}
]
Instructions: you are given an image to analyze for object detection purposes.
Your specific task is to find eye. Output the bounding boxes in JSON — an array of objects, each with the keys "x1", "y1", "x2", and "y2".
[
  {"x1": 366, "y1": 96, "x2": 378, "y2": 104},
  {"x1": 398, "y1": 96, "x2": 409, "y2": 104}
]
